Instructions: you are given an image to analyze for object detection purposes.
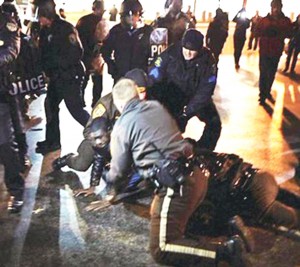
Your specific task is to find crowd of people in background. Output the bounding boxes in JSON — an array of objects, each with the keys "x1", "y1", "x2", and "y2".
[{"x1": 1, "y1": 0, "x2": 300, "y2": 266}]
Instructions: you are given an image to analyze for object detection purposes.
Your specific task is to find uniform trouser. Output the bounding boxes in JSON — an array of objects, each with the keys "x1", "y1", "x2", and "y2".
[
  {"x1": 245, "y1": 171, "x2": 300, "y2": 229},
  {"x1": 285, "y1": 44, "x2": 300, "y2": 72},
  {"x1": 82, "y1": 73, "x2": 103, "y2": 108},
  {"x1": 91, "y1": 74, "x2": 103, "y2": 108},
  {"x1": 44, "y1": 78, "x2": 90, "y2": 146},
  {"x1": 66, "y1": 138, "x2": 95, "y2": 171},
  {"x1": 258, "y1": 55, "x2": 281, "y2": 101},
  {"x1": 0, "y1": 103, "x2": 24, "y2": 200},
  {"x1": 8, "y1": 95, "x2": 28, "y2": 166},
  {"x1": 150, "y1": 166, "x2": 218, "y2": 267},
  {"x1": 233, "y1": 35, "x2": 246, "y2": 65},
  {"x1": 194, "y1": 102, "x2": 222, "y2": 151}
]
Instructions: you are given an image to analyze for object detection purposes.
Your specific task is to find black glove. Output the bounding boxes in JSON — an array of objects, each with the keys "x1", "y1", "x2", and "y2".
[{"x1": 177, "y1": 113, "x2": 189, "y2": 133}]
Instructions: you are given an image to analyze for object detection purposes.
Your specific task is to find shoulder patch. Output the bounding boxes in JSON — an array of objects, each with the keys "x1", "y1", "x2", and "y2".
[
  {"x1": 6, "y1": 22, "x2": 18, "y2": 32},
  {"x1": 92, "y1": 104, "x2": 106, "y2": 119},
  {"x1": 154, "y1": 57, "x2": 162, "y2": 67},
  {"x1": 68, "y1": 33, "x2": 78, "y2": 45}
]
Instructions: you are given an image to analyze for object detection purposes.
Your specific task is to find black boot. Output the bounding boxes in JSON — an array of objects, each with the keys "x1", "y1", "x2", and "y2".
[
  {"x1": 216, "y1": 235, "x2": 250, "y2": 267},
  {"x1": 52, "y1": 153, "x2": 74, "y2": 170},
  {"x1": 228, "y1": 215, "x2": 254, "y2": 252},
  {"x1": 7, "y1": 196, "x2": 24, "y2": 214},
  {"x1": 277, "y1": 188, "x2": 300, "y2": 209}
]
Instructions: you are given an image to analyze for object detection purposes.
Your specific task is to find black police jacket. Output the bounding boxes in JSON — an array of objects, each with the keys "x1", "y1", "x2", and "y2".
[
  {"x1": 148, "y1": 43, "x2": 217, "y2": 118},
  {"x1": 39, "y1": 15, "x2": 84, "y2": 80},
  {"x1": 0, "y1": 11, "x2": 20, "y2": 93},
  {"x1": 101, "y1": 23, "x2": 153, "y2": 81},
  {"x1": 195, "y1": 150, "x2": 255, "y2": 199}
]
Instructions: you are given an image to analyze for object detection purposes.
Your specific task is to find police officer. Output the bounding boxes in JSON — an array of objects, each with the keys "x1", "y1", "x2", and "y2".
[
  {"x1": 100, "y1": 0, "x2": 153, "y2": 83},
  {"x1": 52, "y1": 69, "x2": 149, "y2": 197},
  {"x1": 35, "y1": 0, "x2": 90, "y2": 155},
  {"x1": 186, "y1": 145, "x2": 300, "y2": 234},
  {"x1": 2, "y1": 0, "x2": 33, "y2": 171},
  {"x1": 148, "y1": 28, "x2": 221, "y2": 151},
  {"x1": 76, "y1": 0, "x2": 106, "y2": 107},
  {"x1": 104, "y1": 78, "x2": 248, "y2": 267},
  {"x1": 151, "y1": 0, "x2": 195, "y2": 46},
  {"x1": 0, "y1": 3, "x2": 24, "y2": 213}
]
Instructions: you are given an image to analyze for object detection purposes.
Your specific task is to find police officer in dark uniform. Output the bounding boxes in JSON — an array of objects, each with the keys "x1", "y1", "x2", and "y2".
[
  {"x1": 151, "y1": 0, "x2": 195, "y2": 46},
  {"x1": 100, "y1": 0, "x2": 153, "y2": 83},
  {"x1": 2, "y1": 0, "x2": 33, "y2": 171},
  {"x1": 35, "y1": 0, "x2": 90, "y2": 155},
  {"x1": 0, "y1": 3, "x2": 24, "y2": 213},
  {"x1": 186, "y1": 145, "x2": 300, "y2": 234},
  {"x1": 148, "y1": 28, "x2": 221, "y2": 151},
  {"x1": 76, "y1": 0, "x2": 105, "y2": 107},
  {"x1": 104, "y1": 78, "x2": 248, "y2": 267}
]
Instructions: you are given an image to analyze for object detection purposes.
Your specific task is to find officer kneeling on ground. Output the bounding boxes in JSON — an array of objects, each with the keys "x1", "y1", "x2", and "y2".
[{"x1": 103, "y1": 78, "x2": 249, "y2": 267}]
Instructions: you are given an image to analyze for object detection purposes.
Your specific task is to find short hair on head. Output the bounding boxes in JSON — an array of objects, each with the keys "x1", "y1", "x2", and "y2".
[{"x1": 112, "y1": 78, "x2": 138, "y2": 103}]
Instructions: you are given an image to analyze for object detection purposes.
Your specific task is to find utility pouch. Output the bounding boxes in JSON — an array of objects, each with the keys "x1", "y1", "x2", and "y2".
[{"x1": 155, "y1": 158, "x2": 185, "y2": 189}]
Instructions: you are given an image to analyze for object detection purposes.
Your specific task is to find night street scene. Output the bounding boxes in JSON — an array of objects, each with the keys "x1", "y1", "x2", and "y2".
[{"x1": 1, "y1": 0, "x2": 300, "y2": 266}]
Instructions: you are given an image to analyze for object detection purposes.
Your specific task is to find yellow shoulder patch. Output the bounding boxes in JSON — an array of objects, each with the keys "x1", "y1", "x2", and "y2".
[
  {"x1": 6, "y1": 22, "x2": 18, "y2": 32},
  {"x1": 92, "y1": 103, "x2": 106, "y2": 119},
  {"x1": 154, "y1": 57, "x2": 162, "y2": 67}
]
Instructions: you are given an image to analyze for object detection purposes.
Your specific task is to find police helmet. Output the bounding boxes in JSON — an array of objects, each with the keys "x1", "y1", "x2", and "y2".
[
  {"x1": 37, "y1": 0, "x2": 56, "y2": 20},
  {"x1": 120, "y1": 0, "x2": 143, "y2": 16}
]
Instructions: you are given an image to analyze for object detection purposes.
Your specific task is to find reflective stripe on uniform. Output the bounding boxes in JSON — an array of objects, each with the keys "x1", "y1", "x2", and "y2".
[{"x1": 159, "y1": 187, "x2": 216, "y2": 260}]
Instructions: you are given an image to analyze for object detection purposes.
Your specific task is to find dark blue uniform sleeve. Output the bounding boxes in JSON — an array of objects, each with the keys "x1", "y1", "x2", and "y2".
[
  {"x1": 59, "y1": 25, "x2": 83, "y2": 70},
  {"x1": 0, "y1": 18, "x2": 20, "y2": 68},
  {"x1": 148, "y1": 49, "x2": 170, "y2": 84},
  {"x1": 100, "y1": 28, "x2": 117, "y2": 78},
  {"x1": 185, "y1": 53, "x2": 217, "y2": 117}
]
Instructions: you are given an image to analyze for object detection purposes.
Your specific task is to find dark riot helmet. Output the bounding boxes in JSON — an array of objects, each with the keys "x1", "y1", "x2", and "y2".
[
  {"x1": 120, "y1": 0, "x2": 143, "y2": 17},
  {"x1": 37, "y1": 0, "x2": 56, "y2": 20}
]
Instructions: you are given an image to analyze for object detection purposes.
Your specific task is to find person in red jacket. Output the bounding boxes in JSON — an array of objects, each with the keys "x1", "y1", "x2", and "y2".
[{"x1": 256, "y1": 0, "x2": 293, "y2": 105}]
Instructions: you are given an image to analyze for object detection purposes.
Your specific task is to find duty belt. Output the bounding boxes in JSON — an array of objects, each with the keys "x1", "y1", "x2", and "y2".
[{"x1": 230, "y1": 167, "x2": 258, "y2": 196}]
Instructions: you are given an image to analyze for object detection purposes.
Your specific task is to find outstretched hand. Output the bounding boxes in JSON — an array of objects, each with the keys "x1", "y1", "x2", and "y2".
[
  {"x1": 85, "y1": 199, "x2": 112, "y2": 212},
  {"x1": 74, "y1": 186, "x2": 96, "y2": 197}
]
